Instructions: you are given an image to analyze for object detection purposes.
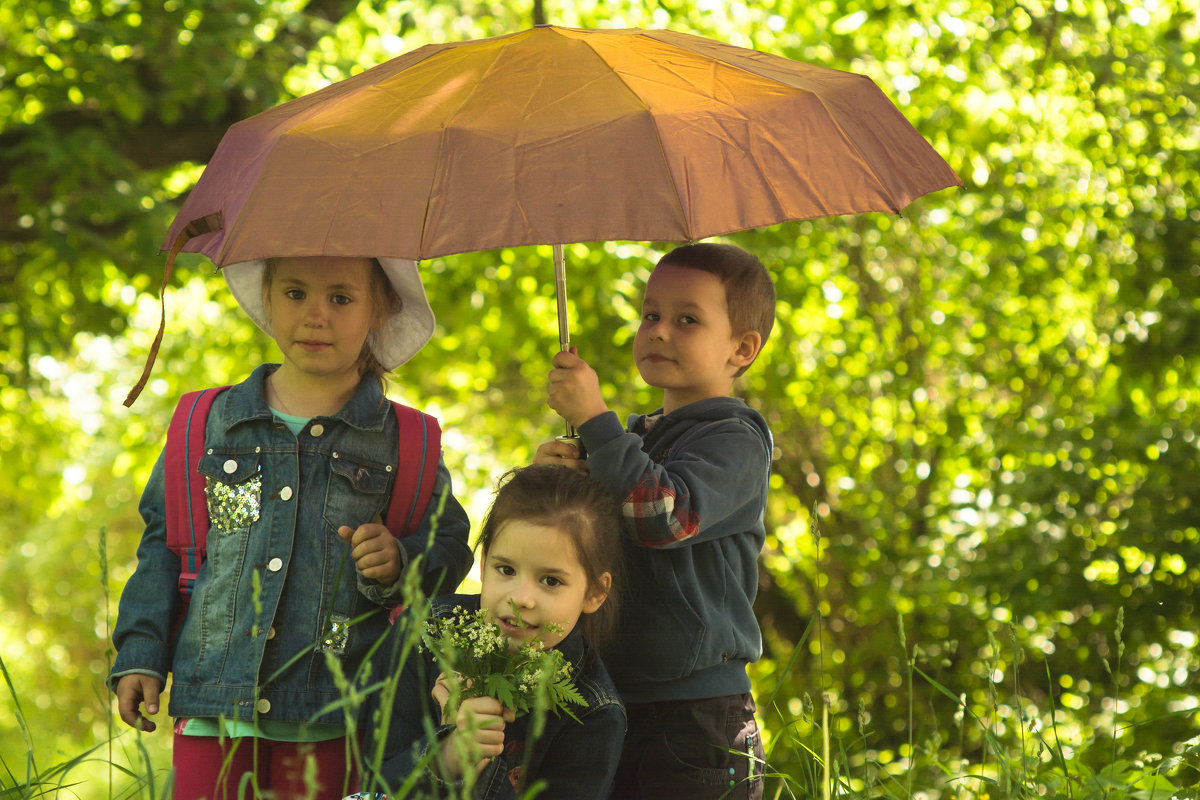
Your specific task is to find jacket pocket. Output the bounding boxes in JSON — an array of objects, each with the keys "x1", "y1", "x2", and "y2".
[
  {"x1": 182, "y1": 452, "x2": 263, "y2": 681},
  {"x1": 198, "y1": 452, "x2": 262, "y2": 534},
  {"x1": 322, "y1": 453, "x2": 390, "y2": 531}
]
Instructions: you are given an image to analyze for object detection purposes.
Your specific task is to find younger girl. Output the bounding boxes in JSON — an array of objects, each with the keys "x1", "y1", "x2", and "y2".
[
  {"x1": 359, "y1": 464, "x2": 626, "y2": 800},
  {"x1": 109, "y1": 255, "x2": 473, "y2": 799}
]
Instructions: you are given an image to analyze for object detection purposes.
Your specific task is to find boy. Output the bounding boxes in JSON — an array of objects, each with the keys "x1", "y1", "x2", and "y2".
[{"x1": 534, "y1": 243, "x2": 775, "y2": 800}]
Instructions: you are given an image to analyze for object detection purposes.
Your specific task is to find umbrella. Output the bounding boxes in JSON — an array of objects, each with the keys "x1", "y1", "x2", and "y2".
[{"x1": 128, "y1": 25, "x2": 961, "y2": 404}]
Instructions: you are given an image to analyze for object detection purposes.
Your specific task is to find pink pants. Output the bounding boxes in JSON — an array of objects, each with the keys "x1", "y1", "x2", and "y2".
[{"x1": 172, "y1": 732, "x2": 355, "y2": 800}]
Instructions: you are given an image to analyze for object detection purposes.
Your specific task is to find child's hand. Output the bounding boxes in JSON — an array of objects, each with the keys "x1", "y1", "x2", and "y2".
[
  {"x1": 547, "y1": 347, "x2": 608, "y2": 429},
  {"x1": 431, "y1": 671, "x2": 465, "y2": 724},
  {"x1": 439, "y1": 696, "x2": 515, "y2": 780},
  {"x1": 337, "y1": 521, "x2": 403, "y2": 585},
  {"x1": 115, "y1": 673, "x2": 163, "y2": 732},
  {"x1": 533, "y1": 438, "x2": 587, "y2": 473}
]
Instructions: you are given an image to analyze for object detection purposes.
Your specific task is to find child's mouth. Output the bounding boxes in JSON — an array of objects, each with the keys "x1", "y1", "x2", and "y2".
[{"x1": 497, "y1": 617, "x2": 534, "y2": 637}]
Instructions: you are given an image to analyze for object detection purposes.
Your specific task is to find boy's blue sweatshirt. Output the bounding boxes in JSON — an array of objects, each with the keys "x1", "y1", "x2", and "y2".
[{"x1": 577, "y1": 396, "x2": 772, "y2": 703}]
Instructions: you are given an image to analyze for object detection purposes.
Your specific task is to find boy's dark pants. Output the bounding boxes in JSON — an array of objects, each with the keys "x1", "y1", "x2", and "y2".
[{"x1": 609, "y1": 693, "x2": 764, "y2": 800}]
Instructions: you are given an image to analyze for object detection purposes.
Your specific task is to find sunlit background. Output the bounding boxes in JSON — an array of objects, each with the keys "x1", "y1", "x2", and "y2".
[{"x1": 2, "y1": 0, "x2": 1198, "y2": 795}]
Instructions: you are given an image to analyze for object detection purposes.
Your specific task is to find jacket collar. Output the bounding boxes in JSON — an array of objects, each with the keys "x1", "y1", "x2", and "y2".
[
  {"x1": 557, "y1": 620, "x2": 588, "y2": 680},
  {"x1": 219, "y1": 363, "x2": 391, "y2": 433}
]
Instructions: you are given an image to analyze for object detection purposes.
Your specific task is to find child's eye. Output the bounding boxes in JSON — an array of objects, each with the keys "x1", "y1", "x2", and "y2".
[
  {"x1": 642, "y1": 312, "x2": 660, "y2": 322},
  {"x1": 495, "y1": 564, "x2": 516, "y2": 577},
  {"x1": 284, "y1": 288, "x2": 305, "y2": 300},
  {"x1": 679, "y1": 315, "x2": 698, "y2": 325},
  {"x1": 541, "y1": 575, "x2": 563, "y2": 588},
  {"x1": 331, "y1": 294, "x2": 353, "y2": 306}
]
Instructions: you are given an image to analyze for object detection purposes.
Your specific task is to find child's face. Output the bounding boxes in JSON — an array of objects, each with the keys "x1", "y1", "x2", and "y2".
[
  {"x1": 634, "y1": 263, "x2": 759, "y2": 410},
  {"x1": 480, "y1": 520, "x2": 609, "y2": 651},
  {"x1": 263, "y1": 256, "x2": 377, "y2": 383}
]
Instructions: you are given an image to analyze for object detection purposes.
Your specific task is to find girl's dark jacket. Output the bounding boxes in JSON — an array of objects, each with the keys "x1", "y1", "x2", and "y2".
[{"x1": 360, "y1": 594, "x2": 625, "y2": 800}]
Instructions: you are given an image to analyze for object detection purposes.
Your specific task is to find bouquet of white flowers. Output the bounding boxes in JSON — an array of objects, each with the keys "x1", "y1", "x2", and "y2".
[{"x1": 421, "y1": 606, "x2": 586, "y2": 719}]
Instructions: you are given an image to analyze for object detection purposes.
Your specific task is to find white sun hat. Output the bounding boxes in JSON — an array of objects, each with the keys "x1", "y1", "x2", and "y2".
[{"x1": 222, "y1": 256, "x2": 435, "y2": 370}]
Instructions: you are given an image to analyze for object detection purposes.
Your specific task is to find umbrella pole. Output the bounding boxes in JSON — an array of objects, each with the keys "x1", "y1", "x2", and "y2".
[
  {"x1": 553, "y1": 244, "x2": 583, "y2": 448},
  {"x1": 554, "y1": 243, "x2": 570, "y2": 355}
]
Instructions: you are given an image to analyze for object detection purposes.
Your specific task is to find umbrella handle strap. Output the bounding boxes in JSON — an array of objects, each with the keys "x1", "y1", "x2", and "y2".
[{"x1": 123, "y1": 213, "x2": 223, "y2": 407}]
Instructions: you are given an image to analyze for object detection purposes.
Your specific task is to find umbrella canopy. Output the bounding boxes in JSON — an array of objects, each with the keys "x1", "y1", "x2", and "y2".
[
  {"x1": 127, "y1": 25, "x2": 962, "y2": 408},
  {"x1": 163, "y1": 25, "x2": 961, "y2": 265}
]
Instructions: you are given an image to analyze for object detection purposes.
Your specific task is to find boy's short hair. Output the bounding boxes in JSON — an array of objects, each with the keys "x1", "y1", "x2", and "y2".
[{"x1": 657, "y1": 243, "x2": 776, "y2": 373}]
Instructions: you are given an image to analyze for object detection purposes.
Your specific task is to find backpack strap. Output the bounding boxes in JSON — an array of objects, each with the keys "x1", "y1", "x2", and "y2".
[
  {"x1": 384, "y1": 401, "x2": 442, "y2": 538},
  {"x1": 165, "y1": 391, "x2": 438, "y2": 616},
  {"x1": 164, "y1": 387, "x2": 229, "y2": 597}
]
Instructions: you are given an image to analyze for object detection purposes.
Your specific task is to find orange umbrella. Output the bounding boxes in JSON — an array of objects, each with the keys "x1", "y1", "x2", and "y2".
[
  {"x1": 130, "y1": 25, "x2": 960, "y2": 404},
  {"x1": 165, "y1": 25, "x2": 959, "y2": 263}
]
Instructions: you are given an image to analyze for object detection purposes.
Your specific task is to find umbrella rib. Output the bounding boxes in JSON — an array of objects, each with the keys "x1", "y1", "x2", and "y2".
[
  {"x1": 417, "y1": 36, "x2": 534, "y2": 257},
  {"x1": 637, "y1": 30, "x2": 925, "y2": 213},
  {"x1": 587, "y1": 31, "x2": 695, "y2": 240},
  {"x1": 590, "y1": 31, "x2": 901, "y2": 232},
  {"x1": 805, "y1": 87, "x2": 905, "y2": 213}
]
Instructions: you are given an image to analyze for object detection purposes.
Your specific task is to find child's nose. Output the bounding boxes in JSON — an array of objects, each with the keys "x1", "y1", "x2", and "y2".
[
  {"x1": 302, "y1": 300, "x2": 328, "y2": 325},
  {"x1": 510, "y1": 582, "x2": 536, "y2": 609}
]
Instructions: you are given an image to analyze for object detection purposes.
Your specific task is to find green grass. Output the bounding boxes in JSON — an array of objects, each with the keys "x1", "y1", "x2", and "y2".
[
  {"x1": 7, "y1": 600, "x2": 1200, "y2": 799},
  {"x1": 743, "y1": 608, "x2": 1200, "y2": 800},
  {"x1": 4, "y1": 524, "x2": 1199, "y2": 798},
  {"x1": 6, "y1": 620, "x2": 1200, "y2": 798}
]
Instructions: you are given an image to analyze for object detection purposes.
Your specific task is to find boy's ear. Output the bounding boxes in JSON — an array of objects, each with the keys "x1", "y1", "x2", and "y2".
[
  {"x1": 582, "y1": 572, "x2": 612, "y2": 614},
  {"x1": 730, "y1": 330, "x2": 763, "y2": 369}
]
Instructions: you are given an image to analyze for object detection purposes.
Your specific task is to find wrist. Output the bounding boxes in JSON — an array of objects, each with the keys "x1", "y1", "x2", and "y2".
[
  {"x1": 571, "y1": 404, "x2": 609, "y2": 429},
  {"x1": 379, "y1": 539, "x2": 407, "y2": 585},
  {"x1": 436, "y1": 736, "x2": 464, "y2": 782}
]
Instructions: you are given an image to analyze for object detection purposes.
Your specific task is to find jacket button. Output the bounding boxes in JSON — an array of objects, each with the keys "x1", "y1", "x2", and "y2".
[
  {"x1": 268, "y1": 557, "x2": 283, "y2": 572},
  {"x1": 256, "y1": 699, "x2": 271, "y2": 714},
  {"x1": 266, "y1": 627, "x2": 276, "y2": 640},
  {"x1": 223, "y1": 459, "x2": 238, "y2": 474},
  {"x1": 310, "y1": 423, "x2": 325, "y2": 436},
  {"x1": 279, "y1": 486, "x2": 293, "y2": 501}
]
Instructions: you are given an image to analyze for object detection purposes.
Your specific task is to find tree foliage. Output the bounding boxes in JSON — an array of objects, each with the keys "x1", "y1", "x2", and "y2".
[{"x1": 2, "y1": 0, "x2": 1198, "y2": 789}]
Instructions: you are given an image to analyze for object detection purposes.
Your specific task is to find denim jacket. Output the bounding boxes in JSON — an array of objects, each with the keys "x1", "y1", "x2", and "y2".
[
  {"x1": 360, "y1": 595, "x2": 626, "y2": 800},
  {"x1": 108, "y1": 365, "x2": 473, "y2": 725}
]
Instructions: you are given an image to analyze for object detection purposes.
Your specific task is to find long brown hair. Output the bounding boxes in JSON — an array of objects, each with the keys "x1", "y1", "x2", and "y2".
[{"x1": 478, "y1": 465, "x2": 625, "y2": 653}]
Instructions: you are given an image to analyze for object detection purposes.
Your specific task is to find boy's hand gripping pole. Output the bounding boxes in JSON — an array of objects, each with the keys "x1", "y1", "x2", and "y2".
[{"x1": 554, "y1": 244, "x2": 585, "y2": 456}]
